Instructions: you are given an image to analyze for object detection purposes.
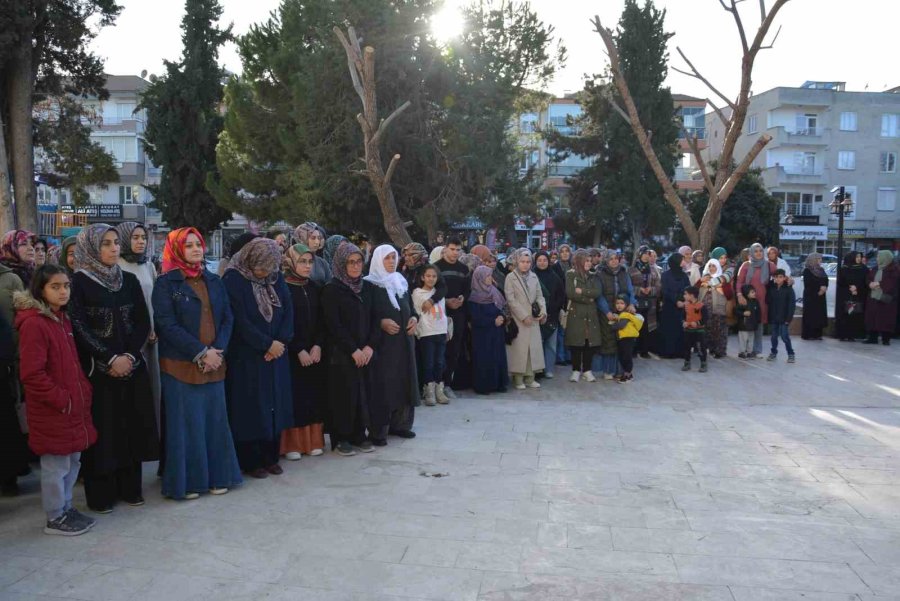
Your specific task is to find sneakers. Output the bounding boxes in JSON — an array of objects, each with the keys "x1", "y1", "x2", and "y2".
[
  {"x1": 737, "y1": 352, "x2": 747, "y2": 359},
  {"x1": 602, "y1": 373, "x2": 614, "y2": 380},
  {"x1": 371, "y1": 438, "x2": 388, "y2": 447},
  {"x1": 526, "y1": 380, "x2": 541, "y2": 389},
  {"x1": 422, "y1": 382, "x2": 437, "y2": 406},
  {"x1": 209, "y1": 488, "x2": 229, "y2": 495},
  {"x1": 681, "y1": 361, "x2": 691, "y2": 372},
  {"x1": 184, "y1": 492, "x2": 200, "y2": 500},
  {"x1": 309, "y1": 448, "x2": 324, "y2": 456},
  {"x1": 699, "y1": 361, "x2": 708, "y2": 373},
  {"x1": 285, "y1": 452, "x2": 302, "y2": 461},
  {"x1": 544, "y1": 372, "x2": 554, "y2": 379},
  {"x1": 748, "y1": 352, "x2": 759, "y2": 359},
  {"x1": 767, "y1": 353, "x2": 777, "y2": 361},
  {"x1": 335, "y1": 441, "x2": 356, "y2": 456},
  {"x1": 435, "y1": 383, "x2": 451, "y2": 404},
  {"x1": 354, "y1": 440, "x2": 375, "y2": 453},
  {"x1": 569, "y1": 371, "x2": 581, "y2": 383},
  {"x1": 616, "y1": 374, "x2": 632, "y2": 383},
  {"x1": 124, "y1": 497, "x2": 145, "y2": 507},
  {"x1": 787, "y1": 355, "x2": 796, "y2": 363},
  {"x1": 514, "y1": 383, "x2": 526, "y2": 390},
  {"x1": 66, "y1": 508, "x2": 95, "y2": 530},
  {"x1": 582, "y1": 371, "x2": 597, "y2": 383},
  {"x1": 443, "y1": 386, "x2": 458, "y2": 400},
  {"x1": 44, "y1": 512, "x2": 90, "y2": 536}
]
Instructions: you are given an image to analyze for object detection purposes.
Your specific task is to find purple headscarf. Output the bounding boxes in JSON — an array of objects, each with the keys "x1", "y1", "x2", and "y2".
[
  {"x1": 332, "y1": 240, "x2": 364, "y2": 294},
  {"x1": 469, "y1": 265, "x2": 505, "y2": 310}
]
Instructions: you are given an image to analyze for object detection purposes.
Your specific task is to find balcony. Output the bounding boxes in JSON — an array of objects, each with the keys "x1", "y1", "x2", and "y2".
[
  {"x1": 547, "y1": 164, "x2": 587, "y2": 177},
  {"x1": 766, "y1": 126, "x2": 829, "y2": 147},
  {"x1": 763, "y1": 165, "x2": 828, "y2": 186},
  {"x1": 94, "y1": 118, "x2": 145, "y2": 134},
  {"x1": 117, "y1": 161, "x2": 146, "y2": 183},
  {"x1": 680, "y1": 126, "x2": 706, "y2": 140}
]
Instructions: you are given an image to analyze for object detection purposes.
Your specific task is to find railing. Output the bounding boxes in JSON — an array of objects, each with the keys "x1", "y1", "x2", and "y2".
[
  {"x1": 783, "y1": 165, "x2": 823, "y2": 176},
  {"x1": 547, "y1": 164, "x2": 587, "y2": 176},
  {"x1": 37, "y1": 212, "x2": 89, "y2": 237},
  {"x1": 783, "y1": 203, "x2": 817, "y2": 216},
  {"x1": 682, "y1": 126, "x2": 706, "y2": 140}
]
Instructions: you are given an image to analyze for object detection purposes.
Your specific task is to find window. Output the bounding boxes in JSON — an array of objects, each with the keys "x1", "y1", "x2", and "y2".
[
  {"x1": 98, "y1": 136, "x2": 137, "y2": 165},
  {"x1": 519, "y1": 113, "x2": 538, "y2": 134},
  {"x1": 837, "y1": 150, "x2": 856, "y2": 170},
  {"x1": 880, "y1": 151, "x2": 897, "y2": 173},
  {"x1": 116, "y1": 102, "x2": 137, "y2": 122},
  {"x1": 795, "y1": 113, "x2": 818, "y2": 135},
  {"x1": 119, "y1": 185, "x2": 138, "y2": 204},
  {"x1": 747, "y1": 114, "x2": 758, "y2": 134},
  {"x1": 792, "y1": 152, "x2": 816, "y2": 174},
  {"x1": 680, "y1": 106, "x2": 706, "y2": 139},
  {"x1": 839, "y1": 112, "x2": 858, "y2": 131},
  {"x1": 519, "y1": 149, "x2": 540, "y2": 172},
  {"x1": 882, "y1": 114, "x2": 899, "y2": 137},
  {"x1": 877, "y1": 188, "x2": 897, "y2": 211}
]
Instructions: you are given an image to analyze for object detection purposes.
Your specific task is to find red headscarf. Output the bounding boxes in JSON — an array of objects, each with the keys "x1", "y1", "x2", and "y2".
[{"x1": 162, "y1": 227, "x2": 206, "y2": 278}]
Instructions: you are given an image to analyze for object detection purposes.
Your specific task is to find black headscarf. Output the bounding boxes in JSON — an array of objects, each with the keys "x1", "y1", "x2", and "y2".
[
  {"x1": 843, "y1": 251, "x2": 864, "y2": 269},
  {"x1": 534, "y1": 250, "x2": 560, "y2": 291}
]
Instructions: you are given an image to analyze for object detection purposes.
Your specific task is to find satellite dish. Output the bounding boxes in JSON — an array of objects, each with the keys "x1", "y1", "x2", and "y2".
[
  {"x1": 140, "y1": 69, "x2": 148, "y2": 79},
  {"x1": 149, "y1": 74, "x2": 158, "y2": 83}
]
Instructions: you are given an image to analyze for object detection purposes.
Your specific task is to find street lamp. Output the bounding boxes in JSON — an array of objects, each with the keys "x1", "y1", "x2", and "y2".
[{"x1": 829, "y1": 186, "x2": 854, "y2": 261}]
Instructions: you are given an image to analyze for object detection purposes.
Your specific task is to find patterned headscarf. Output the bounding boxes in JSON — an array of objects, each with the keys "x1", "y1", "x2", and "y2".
[
  {"x1": 283, "y1": 243, "x2": 313, "y2": 286},
  {"x1": 804, "y1": 252, "x2": 826, "y2": 278},
  {"x1": 323, "y1": 235, "x2": 348, "y2": 267},
  {"x1": 115, "y1": 221, "x2": 149, "y2": 264},
  {"x1": 745, "y1": 242, "x2": 770, "y2": 283},
  {"x1": 459, "y1": 253, "x2": 482, "y2": 273},
  {"x1": 162, "y1": 227, "x2": 206, "y2": 278},
  {"x1": 74, "y1": 224, "x2": 123, "y2": 291},
  {"x1": 227, "y1": 238, "x2": 283, "y2": 322},
  {"x1": 0, "y1": 229, "x2": 38, "y2": 281},
  {"x1": 364, "y1": 244, "x2": 408, "y2": 310},
  {"x1": 293, "y1": 222, "x2": 326, "y2": 247},
  {"x1": 402, "y1": 242, "x2": 427, "y2": 270},
  {"x1": 510, "y1": 247, "x2": 534, "y2": 274},
  {"x1": 469, "y1": 265, "x2": 505, "y2": 310},
  {"x1": 332, "y1": 240, "x2": 364, "y2": 295}
]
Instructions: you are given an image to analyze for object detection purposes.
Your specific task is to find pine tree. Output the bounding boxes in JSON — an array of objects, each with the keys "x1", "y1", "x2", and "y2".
[
  {"x1": 141, "y1": 0, "x2": 232, "y2": 235},
  {"x1": 548, "y1": 0, "x2": 678, "y2": 248}
]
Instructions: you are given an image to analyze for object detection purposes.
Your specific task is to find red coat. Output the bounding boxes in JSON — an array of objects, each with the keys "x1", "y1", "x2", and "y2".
[
  {"x1": 735, "y1": 261, "x2": 778, "y2": 324},
  {"x1": 14, "y1": 292, "x2": 96, "y2": 456}
]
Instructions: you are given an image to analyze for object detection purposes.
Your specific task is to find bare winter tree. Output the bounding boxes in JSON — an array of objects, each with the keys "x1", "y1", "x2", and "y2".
[
  {"x1": 334, "y1": 25, "x2": 413, "y2": 247},
  {"x1": 592, "y1": 0, "x2": 790, "y2": 252}
]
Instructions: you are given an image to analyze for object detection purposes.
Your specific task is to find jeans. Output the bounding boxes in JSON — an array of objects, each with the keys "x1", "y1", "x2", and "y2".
[
  {"x1": 542, "y1": 329, "x2": 558, "y2": 376},
  {"x1": 770, "y1": 323, "x2": 795, "y2": 356},
  {"x1": 753, "y1": 324, "x2": 763, "y2": 355},
  {"x1": 40, "y1": 453, "x2": 81, "y2": 520},
  {"x1": 556, "y1": 327, "x2": 570, "y2": 363},
  {"x1": 418, "y1": 334, "x2": 447, "y2": 384}
]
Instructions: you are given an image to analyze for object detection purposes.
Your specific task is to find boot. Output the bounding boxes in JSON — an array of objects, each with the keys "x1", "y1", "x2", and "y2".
[
  {"x1": 423, "y1": 382, "x2": 437, "y2": 406},
  {"x1": 435, "y1": 382, "x2": 451, "y2": 404},
  {"x1": 681, "y1": 360, "x2": 691, "y2": 372},
  {"x1": 699, "y1": 361, "x2": 708, "y2": 373}
]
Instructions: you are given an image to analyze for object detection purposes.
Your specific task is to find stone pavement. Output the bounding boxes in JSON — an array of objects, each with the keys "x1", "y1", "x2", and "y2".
[{"x1": 1, "y1": 337, "x2": 899, "y2": 601}]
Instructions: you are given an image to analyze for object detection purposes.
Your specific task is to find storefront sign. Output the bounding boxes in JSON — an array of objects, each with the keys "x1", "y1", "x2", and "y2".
[
  {"x1": 783, "y1": 215, "x2": 820, "y2": 225},
  {"x1": 827, "y1": 228, "x2": 867, "y2": 240},
  {"x1": 60, "y1": 204, "x2": 124, "y2": 219},
  {"x1": 780, "y1": 225, "x2": 827, "y2": 240}
]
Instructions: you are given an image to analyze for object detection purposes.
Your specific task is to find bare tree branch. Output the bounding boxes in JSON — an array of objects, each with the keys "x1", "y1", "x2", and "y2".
[
  {"x1": 759, "y1": 0, "x2": 766, "y2": 21},
  {"x1": 760, "y1": 24, "x2": 782, "y2": 49},
  {"x1": 682, "y1": 129, "x2": 717, "y2": 200},
  {"x1": 718, "y1": 133, "x2": 771, "y2": 200},
  {"x1": 674, "y1": 47, "x2": 737, "y2": 110},
  {"x1": 608, "y1": 99, "x2": 630, "y2": 122},
  {"x1": 706, "y1": 97, "x2": 729, "y2": 127},
  {"x1": 722, "y1": 0, "x2": 750, "y2": 54},
  {"x1": 332, "y1": 27, "x2": 365, "y2": 103},
  {"x1": 374, "y1": 101, "x2": 411, "y2": 145},
  {"x1": 384, "y1": 153, "x2": 401, "y2": 188}
]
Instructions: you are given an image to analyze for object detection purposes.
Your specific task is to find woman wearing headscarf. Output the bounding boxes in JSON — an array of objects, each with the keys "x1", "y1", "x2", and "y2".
[
  {"x1": 534, "y1": 250, "x2": 564, "y2": 379},
  {"x1": 734, "y1": 243, "x2": 777, "y2": 356},
  {"x1": 593, "y1": 250, "x2": 634, "y2": 379},
  {"x1": 49, "y1": 236, "x2": 78, "y2": 274},
  {"x1": 68, "y1": 224, "x2": 158, "y2": 512},
  {"x1": 659, "y1": 252, "x2": 691, "y2": 359},
  {"x1": 504, "y1": 248, "x2": 547, "y2": 390},
  {"x1": 458, "y1": 253, "x2": 482, "y2": 273},
  {"x1": 1, "y1": 229, "x2": 38, "y2": 288},
  {"x1": 293, "y1": 222, "x2": 331, "y2": 285},
  {"x1": 365, "y1": 244, "x2": 419, "y2": 444},
  {"x1": 678, "y1": 245, "x2": 701, "y2": 286},
  {"x1": 564, "y1": 250, "x2": 602, "y2": 381},
  {"x1": 223, "y1": 238, "x2": 294, "y2": 478},
  {"x1": 217, "y1": 232, "x2": 259, "y2": 277},
  {"x1": 628, "y1": 246, "x2": 660, "y2": 359},
  {"x1": 864, "y1": 250, "x2": 899, "y2": 345},
  {"x1": 152, "y1": 228, "x2": 242, "y2": 500},
  {"x1": 321, "y1": 241, "x2": 377, "y2": 456},
  {"x1": 33, "y1": 239, "x2": 48, "y2": 267},
  {"x1": 323, "y1": 234, "x2": 349, "y2": 269},
  {"x1": 699, "y1": 258, "x2": 730, "y2": 357},
  {"x1": 551, "y1": 244, "x2": 573, "y2": 366},
  {"x1": 801, "y1": 252, "x2": 829, "y2": 340},
  {"x1": 116, "y1": 222, "x2": 161, "y2": 428},
  {"x1": 428, "y1": 245, "x2": 445, "y2": 265},
  {"x1": 468, "y1": 265, "x2": 509, "y2": 394},
  {"x1": 835, "y1": 251, "x2": 868, "y2": 341},
  {"x1": 279, "y1": 244, "x2": 328, "y2": 460}
]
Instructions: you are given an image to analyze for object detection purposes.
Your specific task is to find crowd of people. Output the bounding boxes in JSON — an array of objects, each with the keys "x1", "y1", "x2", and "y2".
[{"x1": 0, "y1": 222, "x2": 897, "y2": 537}]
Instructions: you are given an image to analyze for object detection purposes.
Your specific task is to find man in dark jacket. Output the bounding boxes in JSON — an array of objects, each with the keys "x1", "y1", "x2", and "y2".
[{"x1": 766, "y1": 269, "x2": 797, "y2": 362}]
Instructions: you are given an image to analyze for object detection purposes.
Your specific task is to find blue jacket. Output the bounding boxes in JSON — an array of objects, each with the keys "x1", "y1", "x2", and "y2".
[{"x1": 152, "y1": 269, "x2": 234, "y2": 363}]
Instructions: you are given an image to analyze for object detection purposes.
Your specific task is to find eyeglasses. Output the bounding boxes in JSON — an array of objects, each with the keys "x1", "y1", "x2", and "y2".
[{"x1": 346, "y1": 258, "x2": 364, "y2": 266}]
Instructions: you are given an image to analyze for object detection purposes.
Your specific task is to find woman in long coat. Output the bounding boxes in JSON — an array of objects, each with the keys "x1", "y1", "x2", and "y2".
[
  {"x1": 469, "y1": 265, "x2": 509, "y2": 394},
  {"x1": 835, "y1": 251, "x2": 868, "y2": 341},
  {"x1": 321, "y1": 241, "x2": 377, "y2": 456},
  {"x1": 535, "y1": 250, "x2": 565, "y2": 378},
  {"x1": 659, "y1": 252, "x2": 691, "y2": 359},
  {"x1": 280, "y1": 244, "x2": 328, "y2": 459},
  {"x1": 629, "y1": 246, "x2": 660, "y2": 359},
  {"x1": 366, "y1": 244, "x2": 419, "y2": 444},
  {"x1": 734, "y1": 243, "x2": 777, "y2": 356},
  {"x1": 564, "y1": 250, "x2": 602, "y2": 380},
  {"x1": 223, "y1": 238, "x2": 294, "y2": 478},
  {"x1": 593, "y1": 250, "x2": 634, "y2": 378},
  {"x1": 153, "y1": 228, "x2": 242, "y2": 499},
  {"x1": 68, "y1": 224, "x2": 158, "y2": 512},
  {"x1": 864, "y1": 250, "x2": 899, "y2": 345},
  {"x1": 801, "y1": 253, "x2": 829, "y2": 340},
  {"x1": 504, "y1": 249, "x2": 547, "y2": 390}
]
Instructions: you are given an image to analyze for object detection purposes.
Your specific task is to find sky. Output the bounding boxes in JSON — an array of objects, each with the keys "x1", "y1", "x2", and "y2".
[{"x1": 91, "y1": 0, "x2": 900, "y2": 100}]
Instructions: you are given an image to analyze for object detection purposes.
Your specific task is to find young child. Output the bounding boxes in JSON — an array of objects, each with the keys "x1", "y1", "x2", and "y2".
[
  {"x1": 608, "y1": 295, "x2": 644, "y2": 383},
  {"x1": 14, "y1": 265, "x2": 97, "y2": 536},
  {"x1": 736, "y1": 284, "x2": 761, "y2": 359},
  {"x1": 412, "y1": 265, "x2": 450, "y2": 405},
  {"x1": 766, "y1": 268, "x2": 797, "y2": 363},
  {"x1": 681, "y1": 285, "x2": 709, "y2": 372}
]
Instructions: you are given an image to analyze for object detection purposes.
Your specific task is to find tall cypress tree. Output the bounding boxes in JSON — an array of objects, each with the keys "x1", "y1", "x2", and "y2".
[
  {"x1": 141, "y1": 0, "x2": 232, "y2": 235},
  {"x1": 549, "y1": 0, "x2": 678, "y2": 248}
]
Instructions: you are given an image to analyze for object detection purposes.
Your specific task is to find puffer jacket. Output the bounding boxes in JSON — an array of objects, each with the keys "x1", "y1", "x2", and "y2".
[{"x1": 14, "y1": 291, "x2": 96, "y2": 456}]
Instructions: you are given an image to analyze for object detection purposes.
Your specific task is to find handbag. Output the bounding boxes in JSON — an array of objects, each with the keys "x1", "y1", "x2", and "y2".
[
  {"x1": 559, "y1": 305, "x2": 569, "y2": 329},
  {"x1": 845, "y1": 299, "x2": 863, "y2": 315},
  {"x1": 514, "y1": 272, "x2": 542, "y2": 318},
  {"x1": 504, "y1": 310, "x2": 519, "y2": 344}
]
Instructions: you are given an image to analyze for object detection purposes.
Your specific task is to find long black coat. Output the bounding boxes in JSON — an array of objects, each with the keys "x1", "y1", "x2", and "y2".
[
  {"x1": 69, "y1": 272, "x2": 159, "y2": 474},
  {"x1": 866, "y1": 264, "x2": 900, "y2": 333},
  {"x1": 223, "y1": 271, "x2": 294, "y2": 443},
  {"x1": 659, "y1": 269, "x2": 690, "y2": 358},
  {"x1": 802, "y1": 268, "x2": 829, "y2": 337},
  {"x1": 286, "y1": 281, "x2": 327, "y2": 428},
  {"x1": 369, "y1": 286, "x2": 419, "y2": 429},
  {"x1": 321, "y1": 279, "x2": 378, "y2": 439},
  {"x1": 835, "y1": 264, "x2": 868, "y2": 339}
]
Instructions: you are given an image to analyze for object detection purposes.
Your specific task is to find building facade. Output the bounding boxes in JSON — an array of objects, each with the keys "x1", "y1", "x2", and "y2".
[
  {"x1": 674, "y1": 94, "x2": 707, "y2": 192},
  {"x1": 705, "y1": 81, "x2": 900, "y2": 256}
]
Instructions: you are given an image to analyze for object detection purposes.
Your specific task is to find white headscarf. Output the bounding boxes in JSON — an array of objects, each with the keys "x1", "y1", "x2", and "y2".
[
  {"x1": 703, "y1": 258, "x2": 722, "y2": 287},
  {"x1": 429, "y1": 245, "x2": 445, "y2": 264},
  {"x1": 364, "y1": 244, "x2": 409, "y2": 311}
]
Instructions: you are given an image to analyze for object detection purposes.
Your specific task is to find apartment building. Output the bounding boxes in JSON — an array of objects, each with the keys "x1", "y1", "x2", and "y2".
[
  {"x1": 705, "y1": 81, "x2": 900, "y2": 256},
  {"x1": 674, "y1": 94, "x2": 707, "y2": 192}
]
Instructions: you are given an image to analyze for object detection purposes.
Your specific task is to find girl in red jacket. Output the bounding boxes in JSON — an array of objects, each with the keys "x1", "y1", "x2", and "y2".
[{"x1": 15, "y1": 264, "x2": 97, "y2": 536}]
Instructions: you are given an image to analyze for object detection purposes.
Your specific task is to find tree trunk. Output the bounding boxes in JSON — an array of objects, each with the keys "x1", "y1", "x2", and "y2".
[
  {"x1": 0, "y1": 112, "x2": 17, "y2": 232},
  {"x1": 8, "y1": 36, "x2": 37, "y2": 233},
  {"x1": 592, "y1": 226, "x2": 601, "y2": 248}
]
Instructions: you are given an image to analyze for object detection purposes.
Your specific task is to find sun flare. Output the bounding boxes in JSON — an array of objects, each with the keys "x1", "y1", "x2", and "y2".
[{"x1": 431, "y1": 3, "x2": 465, "y2": 43}]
